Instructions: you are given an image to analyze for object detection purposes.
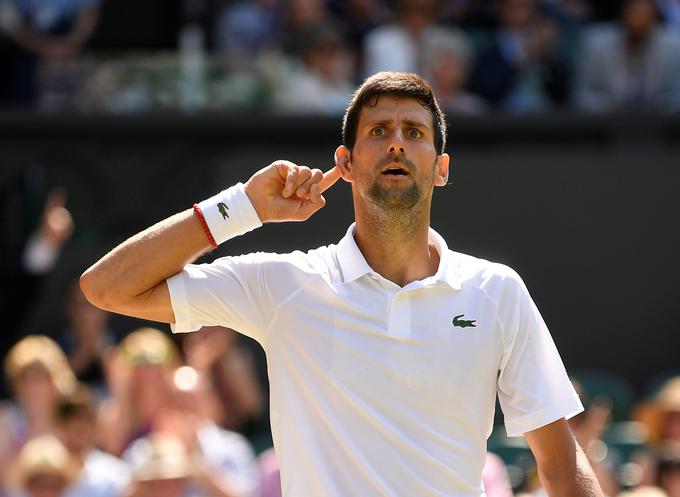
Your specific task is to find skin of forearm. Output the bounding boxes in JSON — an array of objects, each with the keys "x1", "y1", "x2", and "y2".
[
  {"x1": 80, "y1": 209, "x2": 211, "y2": 319},
  {"x1": 98, "y1": 399, "x2": 136, "y2": 456},
  {"x1": 539, "y1": 444, "x2": 604, "y2": 497}
]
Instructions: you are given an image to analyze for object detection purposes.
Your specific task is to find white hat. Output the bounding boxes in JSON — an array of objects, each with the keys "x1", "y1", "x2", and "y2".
[
  {"x1": 13, "y1": 435, "x2": 80, "y2": 487},
  {"x1": 127, "y1": 434, "x2": 194, "y2": 481}
]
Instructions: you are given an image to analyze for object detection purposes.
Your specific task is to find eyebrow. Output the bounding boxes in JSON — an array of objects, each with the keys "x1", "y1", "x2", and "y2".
[
  {"x1": 404, "y1": 119, "x2": 429, "y2": 129},
  {"x1": 365, "y1": 118, "x2": 431, "y2": 129}
]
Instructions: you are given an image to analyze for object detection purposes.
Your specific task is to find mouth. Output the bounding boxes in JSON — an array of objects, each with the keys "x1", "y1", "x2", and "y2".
[{"x1": 381, "y1": 165, "x2": 410, "y2": 176}]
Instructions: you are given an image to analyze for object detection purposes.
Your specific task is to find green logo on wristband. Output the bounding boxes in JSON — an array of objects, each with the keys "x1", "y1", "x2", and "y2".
[{"x1": 217, "y1": 202, "x2": 229, "y2": 220}]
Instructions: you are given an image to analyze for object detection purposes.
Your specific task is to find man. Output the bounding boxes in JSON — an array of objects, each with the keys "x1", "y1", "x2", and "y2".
[
  {"x1": 54, "y1": 385, "x2": 131, "y2": 497},
  {"x1": 80, "y1": 72, "x2": 604, "y2": 497},
  {"x1": 573, "y1": 0, "x2": 680, "y2": 112},
  {"x1": 10, "y1": 434, "x2": 79, "y2": 497}
]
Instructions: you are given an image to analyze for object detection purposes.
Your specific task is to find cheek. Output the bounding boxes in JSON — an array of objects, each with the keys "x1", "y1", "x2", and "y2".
[{"x1": 353, "y1": 141, "x2": 380, "y2": 162}]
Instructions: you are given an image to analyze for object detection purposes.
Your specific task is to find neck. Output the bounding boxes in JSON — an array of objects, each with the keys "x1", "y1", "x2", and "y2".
[{"x1": 353, "y1": 200, "x2": 439, "y2": 287}]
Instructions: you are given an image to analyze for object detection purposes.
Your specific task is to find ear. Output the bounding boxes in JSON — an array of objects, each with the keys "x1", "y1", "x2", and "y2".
[
  {"x1": 334, "y1": 145, "x2": 353, "y2": 183},
  {"x1": 434, "y1": 153, "x2": 450, "y2": 187}
]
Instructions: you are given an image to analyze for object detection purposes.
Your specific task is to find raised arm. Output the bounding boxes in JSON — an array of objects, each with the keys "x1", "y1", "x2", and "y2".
[
  {"x1": 524, "y1": 418, "x2": 604, "y2": 497},
  {"x1": 80, "y1": 161, "x2": 341, "y2": 322}
]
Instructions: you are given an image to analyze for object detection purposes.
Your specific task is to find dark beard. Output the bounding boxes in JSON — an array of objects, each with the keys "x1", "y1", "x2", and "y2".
[
  {"x1": 367, "y1": 154, "x2": 432, "y2": 210},
  {"x1": 368, "y1": 180, "x2": 422, "y2": 210}
]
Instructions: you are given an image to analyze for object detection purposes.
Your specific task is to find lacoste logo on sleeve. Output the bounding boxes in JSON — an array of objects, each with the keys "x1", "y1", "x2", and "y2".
[
  {"x1": 217, "y1": 202, "x2": 229, "y2": 220},
  {"x1": 452, "y1": 314, "x2": 476, "y2": 328}
]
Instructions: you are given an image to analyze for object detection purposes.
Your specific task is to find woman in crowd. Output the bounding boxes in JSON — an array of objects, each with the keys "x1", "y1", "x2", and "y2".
[{"x1": 1, "y1": 336, "x2": 77, "y2": 491}]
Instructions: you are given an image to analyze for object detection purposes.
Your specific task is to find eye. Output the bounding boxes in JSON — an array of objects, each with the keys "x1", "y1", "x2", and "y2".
[
  {"x1": 371, "y1": 127, "x2": 385, "y2": 136},
  {"x1": 408, "y1": 128, "x2": 422, "y2": 138}
]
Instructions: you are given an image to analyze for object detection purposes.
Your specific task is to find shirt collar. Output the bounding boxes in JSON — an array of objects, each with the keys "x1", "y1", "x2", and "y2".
[
  {"x1": 335, "y1": 223, "x2": 461, "y2": 290},
  {"x1": 336, "y1": 223, "x2": 373, "y2": 284}
]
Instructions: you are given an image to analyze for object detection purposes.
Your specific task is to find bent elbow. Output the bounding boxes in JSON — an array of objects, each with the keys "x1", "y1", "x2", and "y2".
[{"x1": 79, "y1": 267, "x2": 111, "y2": 310}]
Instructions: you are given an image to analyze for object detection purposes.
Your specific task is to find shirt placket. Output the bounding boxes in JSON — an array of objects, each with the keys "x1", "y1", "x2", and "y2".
[{"x1": 387, "y1": 290, "x2": 412, "y2": 339}]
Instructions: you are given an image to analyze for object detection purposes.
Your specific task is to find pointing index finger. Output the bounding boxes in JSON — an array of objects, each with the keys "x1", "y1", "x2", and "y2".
[{"x1": 318, "y1": 166, "x2": 341, "y2": 193}]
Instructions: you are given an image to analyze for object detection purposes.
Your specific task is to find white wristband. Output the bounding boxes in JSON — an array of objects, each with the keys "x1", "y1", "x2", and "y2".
[{"x1": 197, "y1": 183, "x2": 262, "y2": 245}]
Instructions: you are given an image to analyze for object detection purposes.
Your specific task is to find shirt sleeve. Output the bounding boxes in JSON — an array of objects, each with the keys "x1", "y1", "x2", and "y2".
[
  {"x1": 496, "y1": 269, "x2": 583, "y2": 437},
  {"x1": 167, "y1": 252, "x2": 282, "y2": 344}
]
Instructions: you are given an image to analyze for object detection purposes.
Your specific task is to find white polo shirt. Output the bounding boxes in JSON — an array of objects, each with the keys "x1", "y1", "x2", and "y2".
[{"x1": 168, "y1": 223, "x2": 582, "y2": 497}]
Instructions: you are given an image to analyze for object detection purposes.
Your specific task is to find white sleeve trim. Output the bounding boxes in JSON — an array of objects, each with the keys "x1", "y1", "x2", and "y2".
[
  {"x1": 167, "y1": 270, "x2": 195, "y2": 333},
  {"x1": 504, "y1": 394, "x2": 584, "y2": 437}
]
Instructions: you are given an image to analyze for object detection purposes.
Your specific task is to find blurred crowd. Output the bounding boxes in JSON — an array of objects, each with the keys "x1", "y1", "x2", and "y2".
[
  {"x1": 1, "y1": 0, "x2": 680, "y2": 114},
  {"x1": 1, "y1": 156, "x2": 680, "y2": 497}
]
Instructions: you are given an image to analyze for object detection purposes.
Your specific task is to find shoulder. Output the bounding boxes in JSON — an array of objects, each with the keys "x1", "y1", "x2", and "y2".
[
  {"x1": 580, "y1": 22, "x2": 620, "y2": 48},
  {"x1": 197, "y1": 424, "x2": 257, "y2": 464},
  {"x1": 203, "y1": 245, "x2": 335, "y2": 279},
  {"x1": 652, "y1": 27, "x2": 680, "y2": 51},
  {"x1": 364, "y1": 24, "x2": 408, "y2": 44},
  {"x1": 84, "y1": 449, "x2": 131, "y2": 477},
  {"x1": 86, "y1": 448, "x2": 128, "y2": 465},
  {"x1": 449, "y1": 250, "x2": 526, "y2": 297},
  {"x1": 67, "y1": 450, "x2": 130, "y2": 497}
]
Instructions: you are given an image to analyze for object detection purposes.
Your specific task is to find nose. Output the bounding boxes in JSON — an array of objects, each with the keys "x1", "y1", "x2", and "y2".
[{"x1": 388, "y1": 129, "x2": 406, "y2": 155}]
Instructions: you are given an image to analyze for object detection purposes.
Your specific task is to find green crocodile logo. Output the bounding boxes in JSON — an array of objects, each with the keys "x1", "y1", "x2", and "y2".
[
  {"x1": 217, "y1": 202, "x2": 229, "y2": 220},
  {"x1": 452, "y1": 314, "x2": 476, "y2": 328}
]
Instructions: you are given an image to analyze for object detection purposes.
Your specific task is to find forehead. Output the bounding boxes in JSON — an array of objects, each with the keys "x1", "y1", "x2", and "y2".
[{"x1": 357, "y1": 95, "x2": 433, "y2": 128}]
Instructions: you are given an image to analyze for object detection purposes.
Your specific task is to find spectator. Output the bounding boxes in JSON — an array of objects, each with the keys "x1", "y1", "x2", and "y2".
[
  {"x1": 573, "y1": 0, "x2": 680, "y2": 112},
  {"x1": 182, "y1": 327, "x2": 264, "y2": 435},
  {"x1": 0, "y1": 0, "x2": 100, "y2": 107},
  {"x1": 632, "y1": 377, "x2": 680, "y2": 489},
  {"x1": 97, "y1": 328, "x2": 180, "y2": 456},
  {"x1": 656, "y1": 0, "x2": 680, "y2": 30},
  {"x1": 1, "y1": 336, "x2": 77, "y2": 490},
  {"x1": 540, "y1": 0, "x2": 592, "y2": 27},
  {"x1": 635, "y1": 375, "x2": 680, "y2": 474},
  {"x1": 275, "y1": 22, "x2": 355, "y2": 114},
  {"x1": 655, "y1": 377, "x2": 680, "y2": 443},
  {"x1": 122, "y1": 434, "x2": 198, "y2": 497},
  {"x1": 7, "y1": 435, "x2": 79, "y2": 497},
  {"x1": 482, "y1": 452, "x2": 513, "y2": 497},
  {"x1": 256, "y1": 448, "x2": 281, "y2": 497},
  {"x1": 619, "y1": 486, "x2": 669, "y2": 497},
  {"x1": 124, "y1": 366, "x2": 259, "y2": 497},
  {"x1": 439, "y1": 1, "x2": 496, "y2": 28},
  {"x1": 471, "y1": 0, "x2": 569, "y2": 112},
  {"x1": 422, "y1": 28, "x2": 487, "y2": 114},
  {"x1": 658, "y1": 443, "x2": 680, "y2": 497},
  {"x1": 213, "y1": 0, "x2": 281, "y2": 70},
  {"x1": 60, "y1": 281, "x2": 116, "y2": 395},
  {"x1": 0, "y1": 184, "x2": 73, "y2": 398},
  {"x1": 280, "y1": 0, "x2": 329, "y2": 53},
  {"x1": 568, "y1": 382, "x2": 620, "y2": 497},
  {"x1": 362, "y1": 0, "x2": 459, "y2": 77},
  {"x1": 331, "y1": 0, "x2": 389, "y2": 53},
  {"x1": 54, "y1": 385, "x2": 131, "y2": 497}
]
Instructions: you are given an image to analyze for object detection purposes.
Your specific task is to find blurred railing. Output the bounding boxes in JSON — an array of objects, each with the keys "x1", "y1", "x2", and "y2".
[{"x1": 2, "y1": 111, "x2": 679, "y2": 144}]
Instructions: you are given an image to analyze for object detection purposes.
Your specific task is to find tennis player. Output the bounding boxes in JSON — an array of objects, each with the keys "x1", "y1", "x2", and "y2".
[{"x1": 81, "y1": 72, "x2": 604, "y2": 497}]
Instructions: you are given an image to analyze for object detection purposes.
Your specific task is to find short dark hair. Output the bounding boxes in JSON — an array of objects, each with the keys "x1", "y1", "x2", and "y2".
[
  {"x1": 342, "y1": 72, "x2": 447, "y2": 155},
  {"x1": 55, "y1": 384, "x2": 95, "y2": 423}
]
